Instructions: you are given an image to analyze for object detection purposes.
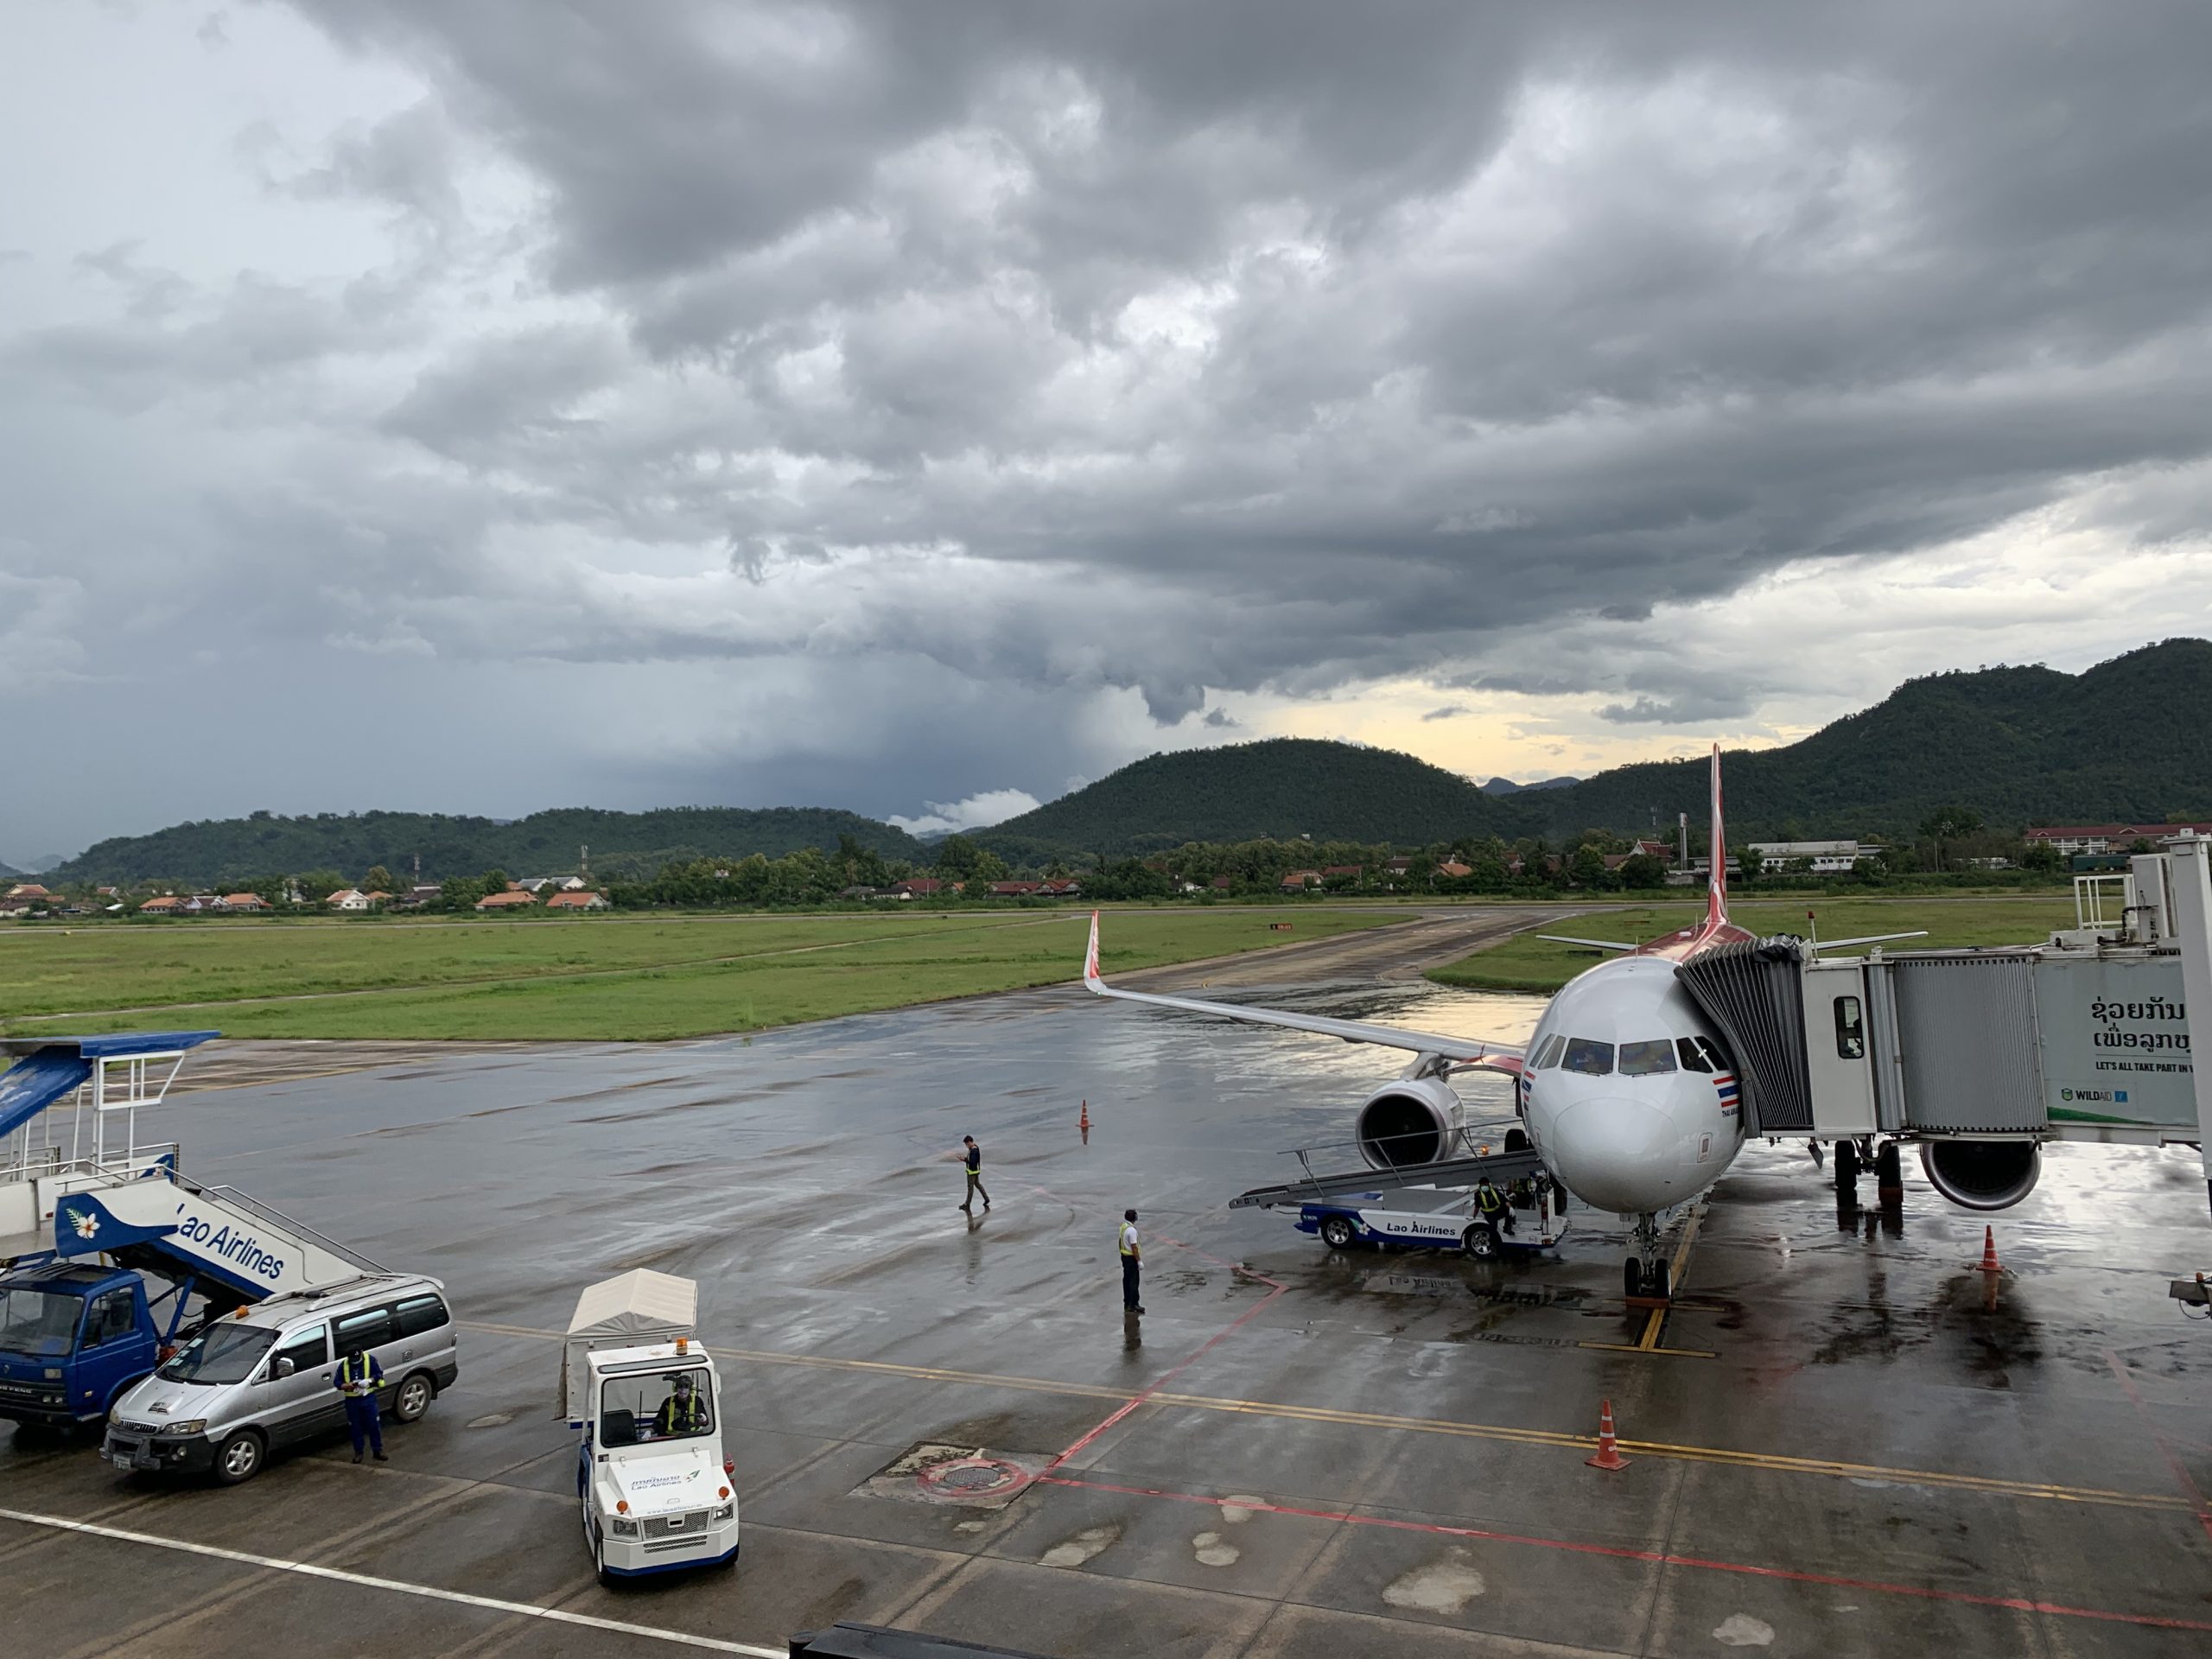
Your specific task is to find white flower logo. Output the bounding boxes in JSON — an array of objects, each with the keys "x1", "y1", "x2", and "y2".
[{"x1": 68, "y1": 1208, "x2": 100, "y2": 1241}]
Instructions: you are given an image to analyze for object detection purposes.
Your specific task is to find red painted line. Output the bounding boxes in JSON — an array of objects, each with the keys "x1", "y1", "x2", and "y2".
[
  {"x1": 1034, "y1": 1475, "x2": 2212, "y2": 1634},
  {"x1": 2106, "y1": 1349, "x2": 2212, "y2": 1546},
  {"x1": 1028, "y1": 1183, "x2": 1286, "y2": 1473}
]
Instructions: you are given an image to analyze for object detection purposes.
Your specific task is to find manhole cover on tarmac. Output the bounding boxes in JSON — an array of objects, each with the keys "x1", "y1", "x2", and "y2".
[{"x1": 858, "y1": 1442, "x2": 1046, "y2": 1510}]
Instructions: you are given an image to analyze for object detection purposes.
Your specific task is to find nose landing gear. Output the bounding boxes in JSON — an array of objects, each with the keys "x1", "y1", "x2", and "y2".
[{"x1": 1624, "y1": 1213, "x2": 1669, "y2": 1300}]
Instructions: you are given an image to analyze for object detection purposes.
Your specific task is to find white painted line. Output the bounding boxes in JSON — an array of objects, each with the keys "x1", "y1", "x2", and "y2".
[{"x1": 0, "y1": 1507, "x2": 783, "y2": 1656}]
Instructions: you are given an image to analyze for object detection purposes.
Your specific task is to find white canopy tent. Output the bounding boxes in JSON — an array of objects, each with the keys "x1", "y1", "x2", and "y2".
[{"x1": 560, "y1": 1268, "x2": 698, "y2": 1422}]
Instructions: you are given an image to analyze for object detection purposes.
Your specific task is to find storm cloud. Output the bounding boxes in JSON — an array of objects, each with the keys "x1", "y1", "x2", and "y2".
[{"x1": 3, "y1": 2, "x2": 2210, "y2": 855}]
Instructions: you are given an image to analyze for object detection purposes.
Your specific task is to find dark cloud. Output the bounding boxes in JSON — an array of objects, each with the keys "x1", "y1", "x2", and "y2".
[
  {"x1": 5, "y1": 2, "x2": 2211, "y2": 852},
  {"x1": 1421, "y1": 704, "x2": 1470, "y2": 722}
]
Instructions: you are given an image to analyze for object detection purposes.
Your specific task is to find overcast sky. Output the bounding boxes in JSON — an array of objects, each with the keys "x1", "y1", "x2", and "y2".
[{"x1": 4, "y1": 2, "x2": 2209, "y2": 861}]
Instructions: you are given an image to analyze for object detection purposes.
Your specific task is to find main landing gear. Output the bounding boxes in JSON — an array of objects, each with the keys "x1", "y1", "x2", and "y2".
[
  {"x1": 1623, "y1": 1213, "x2": 1669, "y2": 1301},
  {"x1": 1833, "y1": 1138, "x2": 1905, "y2": 1209}
]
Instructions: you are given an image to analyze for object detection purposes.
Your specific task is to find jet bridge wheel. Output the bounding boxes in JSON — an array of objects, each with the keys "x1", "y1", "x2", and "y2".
[{"x1": 1834, "y1": 1137, "x2": 1860, "y2": 1195}]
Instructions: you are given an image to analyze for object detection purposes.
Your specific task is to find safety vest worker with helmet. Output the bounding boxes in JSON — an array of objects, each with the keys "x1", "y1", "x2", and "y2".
[
  {"x1": 1475, "y1": 1178, "x2": 1515, "y2": 1236},
  {"x1": 334, "y1": 1347, "x2": 386, "y2": 1463}
]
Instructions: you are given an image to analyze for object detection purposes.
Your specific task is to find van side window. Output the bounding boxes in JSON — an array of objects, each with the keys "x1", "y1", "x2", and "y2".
[
  {"x1": 1834, "y1": 995, "x2": 1866, "y2": 1059},
  {"x1": 393, "y1": 1294, "x2": 448, "y2": 1339},
  {"x1": 271, "y1": 1323, "x2": 328, "y2": 1378},
  {"x1": 333, "y1": 1307, "x2": 396, "y2": 1355},
  {"x1": 1534, "y1": 1034, "x2": 1567, "y2": 1069},
  {"x1": 83, "y1": 1289, "x2": 136, "y2": 1348}
]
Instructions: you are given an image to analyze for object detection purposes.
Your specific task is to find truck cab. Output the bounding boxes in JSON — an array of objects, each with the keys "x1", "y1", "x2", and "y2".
[
  {"x1": 0, "y1": 1263, "x2": 160, "y2": 1427},
  {"x1": 577, "y1": 1343, "x2": 739, "y2": 1581}
]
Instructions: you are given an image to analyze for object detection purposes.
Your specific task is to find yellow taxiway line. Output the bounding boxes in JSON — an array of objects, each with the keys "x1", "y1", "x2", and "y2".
[{"x1": 462, "y1": 1319, "x2": 2190, "y2": 1515}]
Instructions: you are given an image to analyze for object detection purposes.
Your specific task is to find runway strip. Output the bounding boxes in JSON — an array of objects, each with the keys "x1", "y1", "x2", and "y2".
[
  {"x1": 0, "y1": 1507, "x2": 785, "y2": 1656},
  {"x1": 460, "y1": 1320, "x2": 2195, "y2": 1513}
]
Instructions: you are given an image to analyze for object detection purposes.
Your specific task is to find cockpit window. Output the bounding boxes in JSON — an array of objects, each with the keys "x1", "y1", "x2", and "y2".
[
  {"x1": 1560, "y1": 1039, "x2": 1614, "y2": 1076},
  {"x1": 1675, "y1": 1035, "x2": 1725, "y2": 1073},
  {"x1": 1533, "y1": 1034, "x2": 1566, "y2": 1069},
  {"x1": 1618, "y1": 1039, "x2": 1676, "y2": 1077}
]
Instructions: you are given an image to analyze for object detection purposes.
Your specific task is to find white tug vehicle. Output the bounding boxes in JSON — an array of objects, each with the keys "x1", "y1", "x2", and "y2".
[{"x1": 563, "y1": 1270, "x2": 739, "y2": 1582}]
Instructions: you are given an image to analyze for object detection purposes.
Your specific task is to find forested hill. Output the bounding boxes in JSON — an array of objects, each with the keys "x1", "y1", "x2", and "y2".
[
  {"x1": 1522, "y1": 638, "x2": 2212, "y2": 840},
  {"x1": 977, "y1": 639, "x2": 2212, "y2": 855},
  {"x1": 976, "y1": 739, "x2": 1516, "y2": 857},
  {"x1": 46, "y1": 805, "x2": 928, "y2": 887}
]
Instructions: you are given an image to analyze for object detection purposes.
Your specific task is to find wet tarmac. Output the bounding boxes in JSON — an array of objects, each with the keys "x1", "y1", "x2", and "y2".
[{"x1": 3, "y1": 963, "x2": 2210, "y2": 1656}]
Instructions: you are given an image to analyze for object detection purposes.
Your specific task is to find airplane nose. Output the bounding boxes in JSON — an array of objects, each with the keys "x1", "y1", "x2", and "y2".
[{"x1": 1549, "y1": 1096, "x2": 1681, "y2": 1214}]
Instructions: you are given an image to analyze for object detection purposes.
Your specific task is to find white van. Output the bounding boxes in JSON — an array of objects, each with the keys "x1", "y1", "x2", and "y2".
[{"x1": 102, "y1": 1274, "x2": 457, "y2": 1484}]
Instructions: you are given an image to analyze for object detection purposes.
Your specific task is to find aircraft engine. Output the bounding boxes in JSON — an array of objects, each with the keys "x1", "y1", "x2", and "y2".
[
  {"x1": 1919, "y1": 1139, "x2": 2041, "y2": 1211},
  {"x1": 1356, "y1": 1077, "x2": 1465, "y2": 1169}
]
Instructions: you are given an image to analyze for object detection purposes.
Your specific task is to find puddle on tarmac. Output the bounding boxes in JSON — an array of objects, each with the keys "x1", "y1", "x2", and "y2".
[
  {"x1": 1218, "y1": 1495, "x2": 1266, "y2": 1523},
  {"x1": 1382, "y1": 1550, "x2": 1486, "y2": 1613}
]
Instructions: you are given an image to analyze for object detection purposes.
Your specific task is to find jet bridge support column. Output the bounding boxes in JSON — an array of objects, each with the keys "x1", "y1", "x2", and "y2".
[{"x1": 2163, "y1": 832, "x2": 2212, "y2": 1217}]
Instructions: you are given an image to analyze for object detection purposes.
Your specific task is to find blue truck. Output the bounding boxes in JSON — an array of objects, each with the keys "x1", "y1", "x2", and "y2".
[{"x1": 0, "y1": 1260, "x2": 201, "y2": 1428}]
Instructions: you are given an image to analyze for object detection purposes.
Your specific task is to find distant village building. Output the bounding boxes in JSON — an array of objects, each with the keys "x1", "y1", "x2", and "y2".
[
  {"x1": 1434, "y1": 861, "x2": 1473, "y2": 879},
  {"x1": 2025, "y1": 823, "x2": 2212, "y2": 856},
  {"x1": 5, "y1": 883, "x2": 53, "y2": 901},
  {"x1": 1747, "y1": 839, "x2": 1880, "y2": 874},
  {"x1": 220, "y1": 893, "x2": 270, "y2": 912},
  {"x1": 545, "y1": 890, "x2": 610, "y2": 911},
  {"x1": 890, "y1": 878, "x2": 945, "y2": 899},
  {"x1": 327, "y1": 889, "x2": 372, "y2": 912},
  {"x1": 989, "y1": 880, "x2": 1044, "y2": 897},
  {"x1": 475, "y1": 889, "x2": 537, "y2": 911},
  {"x1": 1280, "y1": 869, "x2": 1322, "y2": 892},
  {"x1": 138, "y1": 895, "x2": 181, "y2": 913}
]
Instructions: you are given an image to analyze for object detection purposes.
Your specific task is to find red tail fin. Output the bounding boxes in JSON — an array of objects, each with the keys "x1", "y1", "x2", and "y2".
[{"x1": 1706, "y1": 742, "x2": 1728, "y2": 931}]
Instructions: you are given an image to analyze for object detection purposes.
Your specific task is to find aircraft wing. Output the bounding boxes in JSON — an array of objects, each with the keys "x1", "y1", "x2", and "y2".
[
  {"x1": 1815, "y1": 930, "x2": 1929, "y2": 950},
  {"x1": 1081, "y1": 912, "x2": 1526, "y2": 1066},
  {"x1": 1535, "y1": 933, "x2": 1637, "y2": 952}
]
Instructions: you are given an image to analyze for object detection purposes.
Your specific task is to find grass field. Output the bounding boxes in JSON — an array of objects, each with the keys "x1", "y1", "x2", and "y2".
[
  {"x1": 0, "y1": 909, "x2": 1395, "y2": 1041},
  {"x1": 1426, "y1": 896, "x2": 2077, "y2": 993}
]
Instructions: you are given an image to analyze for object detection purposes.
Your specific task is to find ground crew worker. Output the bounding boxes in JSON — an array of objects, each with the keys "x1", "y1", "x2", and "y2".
[
  {"x1": 1475, "y1": 1176, "x2": 1514, "y2": 1236},
  {"x1": 960, "y1": 1135, "x2": 991, "y2": 1213},
  {"x1": 654, "y1": 1373, "x2": 710, "y2": 1436},
  {"x1": 334, "y1": 1345, "x2": 386, "y2": 1463},
  {"x1": 1119, "y1": 1208, "x2": 1145, "y2": 1315}
]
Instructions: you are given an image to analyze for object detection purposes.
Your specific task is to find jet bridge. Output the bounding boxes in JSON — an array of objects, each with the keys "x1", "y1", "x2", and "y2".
[{"x1": 1675, "y1": 838, "x2": 2212, "y2": 1217}]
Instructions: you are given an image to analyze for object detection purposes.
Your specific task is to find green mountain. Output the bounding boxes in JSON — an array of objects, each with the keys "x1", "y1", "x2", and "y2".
[
  {"x1": 976, "y1": 738, "x2": 1515, "y2": 855},
  {"x1": 978, "y1": 639, "x2": 2212, "y2": 856},
  {"x1": 1522, "y1": 638, "x2": 2212, "y2": 841},
  {"x1": 47, "y1": 806, "x2": 928, "y2": 888}
]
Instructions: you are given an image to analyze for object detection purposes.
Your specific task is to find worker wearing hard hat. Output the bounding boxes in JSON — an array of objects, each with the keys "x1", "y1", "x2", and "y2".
[{"x1": 654, "y1": 1373, "x2": 711, "y2": 1437}]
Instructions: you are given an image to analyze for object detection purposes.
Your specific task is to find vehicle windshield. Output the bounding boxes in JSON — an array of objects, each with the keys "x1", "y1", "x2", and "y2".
[
  {"x1": 1618, "y1": 1039, "x2": 1677, "y2": 1077},
  {"x1": 1560, "y1": 1038, "x2": 1615, "y2": 1076},
  {"x1": 159, "y1": 1321, "x2": 276, "y2": 1385},
  {"x1": 599, "y1": 1368, "x2": 715, "y2": 1446},
  {"x1": 0, "y1": 1287, "x2": 84, "y2": 1357}
]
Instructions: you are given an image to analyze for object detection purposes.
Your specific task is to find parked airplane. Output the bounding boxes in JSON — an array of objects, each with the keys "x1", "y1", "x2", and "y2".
[{"x1": 1081, "y1": 747, "x2": 1925, "y2": 1299}]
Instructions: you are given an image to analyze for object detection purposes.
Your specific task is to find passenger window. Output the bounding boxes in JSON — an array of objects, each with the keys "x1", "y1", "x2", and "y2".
[
  {"x1": 1560, "y1": 1039, "x2": 1614, "y2": 1076},
  {"x1": 1834, "y1": 995, "x2": 1866, "y2": 1060},
  {"x1": 393, "y1": 1294, "x2": 448, "y2": 1339},
  {"x1": 270, "y1": 1323, "x2": 328, "y2": 1379},
  {"x1": 332, "y1": 1308, "x2": 396, "y2": 1355},
  {"x1": 1534, "y1": 1034, "x2": 1567, "y2": 1069},
  {"x1": 1675, "y1": 1037, "x2": 1713, "y2": 1073},
  {"x1": 1618, "y1": 1040, "x2": 1676, "y2": 1077},
  {"x1": 82, "y1": 1290, "x2": 136, "y2": 1348}
]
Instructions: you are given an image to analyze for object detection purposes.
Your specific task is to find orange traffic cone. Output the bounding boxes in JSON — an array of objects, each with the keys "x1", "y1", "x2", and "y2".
[
  {"x1": 1972, "y1": 1225, "x2": 2001, "y2": 1275},
  {"x1": 1586, "y1": 1399, "x2": 1630, "y2": 1471}
]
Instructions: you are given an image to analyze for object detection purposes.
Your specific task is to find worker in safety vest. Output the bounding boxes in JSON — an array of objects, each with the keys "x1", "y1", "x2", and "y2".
[
  {"x1": 1119, "y1": 1209, "x2": 1145, "y2": 1315},
  {"x1": 653, "y1": 1373, "x2": 710, "y2": 1436},
  {"x1": 334, "y1": 1346, "x2": 386, "y2": 1463},
  {"x1": 960, "y1": 1135, "x2": 991, "y2": 1214},
  {"x1": 1474, "y1": 1177, "x2": 1514, "y2": 1236}
]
